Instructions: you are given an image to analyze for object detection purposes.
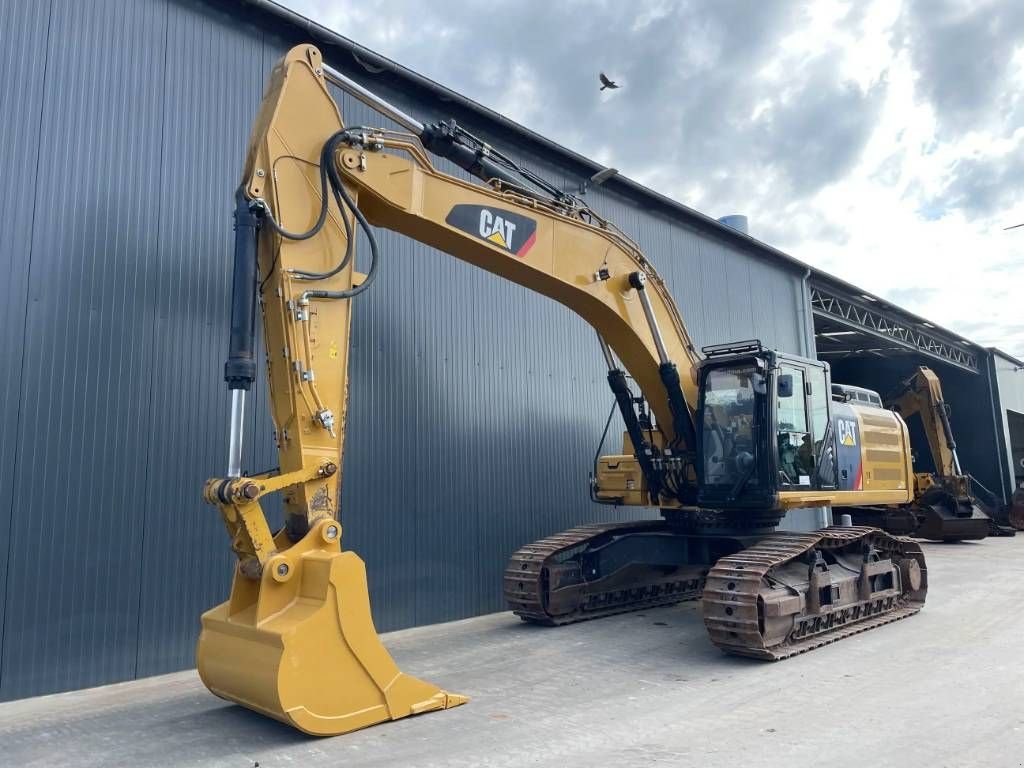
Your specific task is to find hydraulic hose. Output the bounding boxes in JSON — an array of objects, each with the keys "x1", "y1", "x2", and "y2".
[
  {"x1": 255, "y1": 130, "x2": 346, "y2": 241},
  {"x1": 288, "y1": 139, "x2": 356, "y2": 280},
  {"x1": 301, "y1": 176, "x2": 379, "y2": 301},
  {"x1": 254, "y1": 129, "x2": 380, "y2": 301}
]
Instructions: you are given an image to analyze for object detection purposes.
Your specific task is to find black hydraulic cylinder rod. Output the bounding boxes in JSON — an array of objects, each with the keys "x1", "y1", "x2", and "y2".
[
  {"x1": 420, "y1": 123, "x2": 525, "y2": 190},
  {"x1": 937, "y1": 401, "x2": 957, "y2": 451},
  {"x1": 936, "y1": 400, "x2": 962, "y2": 474},
  {"x1": 658, "y1": 362, "x2": 698, "y2": 452},
  {"x1": 607, "y1": 368, "x2": 661, "y2": 502},
  {"x1": 224, "y1": 189, "x2": 260, "y2": 391}
]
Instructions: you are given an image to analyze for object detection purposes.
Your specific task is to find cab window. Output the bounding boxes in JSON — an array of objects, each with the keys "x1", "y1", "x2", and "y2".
[{"x1": 702, "y1": 365, "x2": 760, "y2": 488}]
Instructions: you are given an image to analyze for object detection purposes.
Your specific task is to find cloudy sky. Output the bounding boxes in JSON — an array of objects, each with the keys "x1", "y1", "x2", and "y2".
[{"x1": 285, "y1": 0, "x2": 1024, "y2": 357}]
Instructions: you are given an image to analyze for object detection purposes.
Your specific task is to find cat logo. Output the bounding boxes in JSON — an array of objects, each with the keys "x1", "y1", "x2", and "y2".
[
  {"x1": 837, "y1": 418, "x2": 858, "y2": 447},
  {"x1": 479, "y1": 209, "x2": 516, "y2": 249},
  {"x1": 445, "y1": 204, "x2": 538, "y2": 257}
]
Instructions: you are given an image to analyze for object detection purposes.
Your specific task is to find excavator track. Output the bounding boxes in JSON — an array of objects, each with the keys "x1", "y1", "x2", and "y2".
[
  {"x1": 703, "y1": 526, "x2": 927, "y2": 660},
  {"x1": 504, "y1": 521, "x2": 707, "y2": 625}
]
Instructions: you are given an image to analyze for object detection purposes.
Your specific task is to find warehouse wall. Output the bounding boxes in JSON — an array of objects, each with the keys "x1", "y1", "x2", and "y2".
[
  {"x1": 0, "y1": 0, "x2": 812, "y2": 700},
  {"x1": 992, "y1": 351, "x2": 1024, "y2": 493}
]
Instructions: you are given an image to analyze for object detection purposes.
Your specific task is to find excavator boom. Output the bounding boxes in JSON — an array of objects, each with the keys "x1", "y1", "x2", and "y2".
[{"x1": 888, "y1": 366, "x2": 962, "y2": 478}]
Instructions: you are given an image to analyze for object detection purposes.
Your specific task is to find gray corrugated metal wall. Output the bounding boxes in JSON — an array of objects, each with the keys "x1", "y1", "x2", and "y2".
[
  {"x1": 993, "y1": 351, "x2": 1024, "y2": 491},
  {"x1": 0, "y1": 0, "x2": 812, "y2": 700}
]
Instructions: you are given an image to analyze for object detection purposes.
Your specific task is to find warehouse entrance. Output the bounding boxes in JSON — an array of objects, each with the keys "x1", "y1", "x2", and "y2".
[
  {"x1": 809, "y1": 278, "x2": 1007, "y2": 508},
  {"x1": 1009, "y1": 410, "x2": 1024, "y2": 489}
]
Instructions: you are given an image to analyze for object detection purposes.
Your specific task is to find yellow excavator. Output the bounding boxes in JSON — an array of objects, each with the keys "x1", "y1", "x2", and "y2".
[
  {"x1": 839, "y1": 367, "x2": 1008, "y2": 541},
  {"x1": 199, "y1": 45, "x2": 928, "y2": 736}
]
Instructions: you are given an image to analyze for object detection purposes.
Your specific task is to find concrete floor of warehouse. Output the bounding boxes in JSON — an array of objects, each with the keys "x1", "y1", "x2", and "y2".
[{"x1": 2, "y1": 537, "x2": 1022, "y2": 768}]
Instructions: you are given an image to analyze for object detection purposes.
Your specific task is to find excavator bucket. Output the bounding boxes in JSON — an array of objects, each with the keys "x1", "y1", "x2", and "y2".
[
  {"x1": 914, "y1": 488, "x2": 990, "y2": 541},
  {"x1": 198, "y1": 519, "x2": 467, "y2": 736}
]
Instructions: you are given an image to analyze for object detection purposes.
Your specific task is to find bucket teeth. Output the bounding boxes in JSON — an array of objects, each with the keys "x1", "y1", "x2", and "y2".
[{"x1": 410, "y1": 691, "x2": 471, "y2": 714}]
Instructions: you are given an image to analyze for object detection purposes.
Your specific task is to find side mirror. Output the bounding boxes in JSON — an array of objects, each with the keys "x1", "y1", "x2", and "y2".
[{"x1": 777, "y1": 373, "x2": 794, "y2": 398}]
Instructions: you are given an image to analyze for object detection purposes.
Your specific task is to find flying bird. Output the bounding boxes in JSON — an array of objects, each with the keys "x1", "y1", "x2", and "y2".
[{"x1": 599, "y1": 72, "x2": 620, "y2": 91}]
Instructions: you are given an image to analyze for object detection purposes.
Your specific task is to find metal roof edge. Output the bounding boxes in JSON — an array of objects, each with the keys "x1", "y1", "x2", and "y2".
[
  {"x1": 809, "y1": 272, "x2": 982, "y2": 351},
  {"x1": 989, "y1": 347, "x2": 1024, "y2": 368}
]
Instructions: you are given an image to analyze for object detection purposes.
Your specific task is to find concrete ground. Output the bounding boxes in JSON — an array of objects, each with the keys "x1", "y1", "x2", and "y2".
[{"x1": 2, "y1": 537, "x2": 1022, "y2": 768}]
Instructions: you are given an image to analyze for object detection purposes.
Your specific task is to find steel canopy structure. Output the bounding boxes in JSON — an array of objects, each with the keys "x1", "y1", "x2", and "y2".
[{"x1": 811, "y1": 279, "x2": 980, "y2": 373}]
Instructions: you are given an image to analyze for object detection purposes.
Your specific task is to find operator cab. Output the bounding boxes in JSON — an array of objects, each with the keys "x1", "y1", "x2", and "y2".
[{"x1": 696, "y1": 341, "x2": 837, "y2": 511}]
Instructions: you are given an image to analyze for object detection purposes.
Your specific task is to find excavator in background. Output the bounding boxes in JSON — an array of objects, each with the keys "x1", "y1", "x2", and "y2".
[
  {"x1": 840, "y1": 367, "x2": 1012, "y2": 541},
  {"x1": 199, "y1": 45, "x2": 927, "y2": 737}
]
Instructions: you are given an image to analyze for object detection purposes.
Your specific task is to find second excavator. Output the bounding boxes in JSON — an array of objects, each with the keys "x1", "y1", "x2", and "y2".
[
  {"x1": 199, "y1": 45, "x2": 928, "y2": 736},
  {"x1": 839, "y1": 366, "x2": 1008, "y2": 541}
]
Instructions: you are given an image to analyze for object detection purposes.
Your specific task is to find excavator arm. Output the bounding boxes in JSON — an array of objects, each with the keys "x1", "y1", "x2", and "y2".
[
  {"x1": 336, "y1": 123, "x2": 705, "y2": 507},
  {"x1": 339, "y1": 130, "x2": 702, "y2": 438},
  {"x1": 886, "y1": 366, "x2": 961, "y2": 478}
]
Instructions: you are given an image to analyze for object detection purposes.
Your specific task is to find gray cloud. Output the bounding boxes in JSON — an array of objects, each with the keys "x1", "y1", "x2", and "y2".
[
  {"x1": 301, "y1": 1, "x2": 884, "y2": 224},
  {"x1": 899, "y1": 0, "x2": 1024, "y2": 138},
  {"x1": 294, "y1": 0, "x2": 1024, "y2": 228},
  {"x1": 929, "y1": 149, "x2": 1024, "y2": 218},
  {"x1": 288, "y1": 0, "x2": 1024, "y2": 355},
  {"x1": 751, "y1": 58, "x2": 887, "y2": 199},
  {"x1": 897, "y1": 1, "x2": 1024, "y2": 222}
]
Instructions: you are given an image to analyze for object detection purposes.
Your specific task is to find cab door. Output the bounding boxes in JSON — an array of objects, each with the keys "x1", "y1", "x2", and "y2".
[
  {"x1": 807, "y1": 365, "x2": 837, "y2": 489},
  {"x1": 774, "y1": 361, "x2": 836, "y2": 490}
]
